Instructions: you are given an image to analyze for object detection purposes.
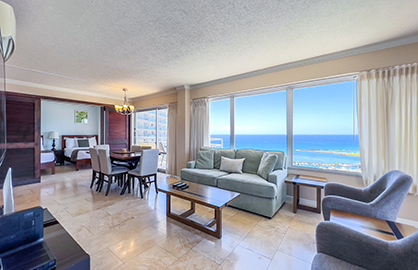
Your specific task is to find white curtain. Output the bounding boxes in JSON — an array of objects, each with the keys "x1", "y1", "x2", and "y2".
[
  {"x1": 357, "y1": 63, "x2": 418, "y2": 192},
  {"x1": 167, "y1": 103, "x2": 178, "y2": 175},
  {"x1": 189, "y1": 98, "x2": 209, "y2": 161}
]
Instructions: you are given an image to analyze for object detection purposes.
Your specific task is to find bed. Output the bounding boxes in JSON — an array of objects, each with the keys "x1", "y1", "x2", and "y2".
[
  {"x1": 62, "y1": 135, "x2": 98, "y2": 171},
  {"x1": 40, "y1": 135, "x2": 55, "y2": 174}
]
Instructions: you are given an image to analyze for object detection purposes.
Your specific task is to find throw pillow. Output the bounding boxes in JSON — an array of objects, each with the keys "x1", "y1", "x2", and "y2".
[
  {"x1": 65, "y1": 138, "x2": 76, "y2": 148},
  {"x1": 257, "y1": 152, "x2": 278, "y2": 180},
  {"x1": 88, "y1": 137, "x2": 97, "y2": 148},
  {"x1": 219, "y1": 156, "x2": 245, "y2": 174},
  {"x1": 77, "y1": 139, "x2": 90, "y2": 147},
  {"x1": 196, "y1": 150, "x2": 214, "y2": 169}
]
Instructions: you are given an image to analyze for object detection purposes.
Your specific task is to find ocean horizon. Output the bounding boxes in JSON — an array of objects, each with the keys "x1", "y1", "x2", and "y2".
[{"x1": 210, "y1": 134, "x2": 361, "y2": 172}]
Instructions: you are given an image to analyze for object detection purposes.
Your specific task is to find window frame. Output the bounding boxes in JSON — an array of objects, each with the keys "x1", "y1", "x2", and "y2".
[{"x1": 208, "y1": 74, "x2": 361, "y2": 176}]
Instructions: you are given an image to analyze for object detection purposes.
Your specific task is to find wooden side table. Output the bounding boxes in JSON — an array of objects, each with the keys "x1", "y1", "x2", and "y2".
[
  {"x1": 285, "y1": 174, "x2": 327, "y2": 214},
  {"x1": 54, "y1": 149, "x2": 64, "y2": 165}
]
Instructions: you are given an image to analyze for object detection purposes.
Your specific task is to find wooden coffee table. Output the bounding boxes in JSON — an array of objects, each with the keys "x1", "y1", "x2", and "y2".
[{"x1": 158, "y1": 176, "x2": 240, "y2": 239}]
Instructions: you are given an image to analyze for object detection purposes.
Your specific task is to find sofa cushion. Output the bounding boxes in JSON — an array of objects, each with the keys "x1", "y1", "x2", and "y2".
[
  {"x1": 257, "y1": 152, "x2": 278, "y2": 180},
  {"x1": 214, "y1": 149, "x2": 236, "y2": 169},
  {"x1": 219, "y1": 157, "x2": 245, "y2": 173},
  {"x1": 196, "y1": 150, "x2": 214, "y2": 169},
  {"x1": 267, "y1": 151, "x2": 286, "y2": 170},
  {"x1": 218, "y1": 173, "x2": 277, "y2": 199},
  {"x1": 235, "y1": 149, "x2": 264, "y2": 174},
  {"x1": 180, "y1": 168, "x2": 229, "y2": 187}
]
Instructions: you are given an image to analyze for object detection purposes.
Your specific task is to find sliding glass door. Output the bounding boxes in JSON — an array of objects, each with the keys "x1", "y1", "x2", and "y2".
[{"x1": 134, "y1": 108, "x2": 168, "y2": 171}]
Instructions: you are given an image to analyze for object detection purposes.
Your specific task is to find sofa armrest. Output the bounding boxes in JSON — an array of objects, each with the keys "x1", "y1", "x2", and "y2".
[
  {"x1": 187, "y1": 161, "x2": 196, "y2": 169},
  {"x1": 268, "y1": 169, "x2": 287, "y2": 185}
]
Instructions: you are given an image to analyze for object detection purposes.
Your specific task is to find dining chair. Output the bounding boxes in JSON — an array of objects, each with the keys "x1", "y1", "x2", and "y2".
[
  {"x1": 89, "y1": 148, "x2": 101, "y2": 190},
  {"x1": 131, "y1": 145, "x2": 142, "y2": 152},
  {"x1": 127, "y1": 149, "x2": 159, "y2": 198},
  {"x1": 98, "y1": 148, "x2": 129, "y2": 196},
  {"x1": 95, "y1": 144, "x2": 110, "y2": 151},
  {"x1": 159, "y1": 142, "x2": 167, "y2": 166}
]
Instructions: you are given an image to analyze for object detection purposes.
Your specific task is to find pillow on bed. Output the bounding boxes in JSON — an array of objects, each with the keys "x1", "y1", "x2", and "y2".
[
  {"x1": 77, "y1": 139, "x2": 90, "y2": 147},
  {"x1": 88, "y1": 137, "x2": 97, "y2": 148},
  {"x1": 65, "y1": 138, "x2": 77, "y2": 148}
]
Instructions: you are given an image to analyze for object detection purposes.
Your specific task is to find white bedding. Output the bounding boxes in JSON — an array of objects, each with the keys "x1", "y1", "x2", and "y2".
[
  {"x1": 64, "y1": 147, "x2": 91, "y2": 160},
  {"x1": 41, "y1": 152, "x2": 55, "y2": 163}
]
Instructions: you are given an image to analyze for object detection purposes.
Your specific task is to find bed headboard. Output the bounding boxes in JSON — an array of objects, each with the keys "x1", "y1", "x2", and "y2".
[{"x1": 61, "y1": 135, "x2": 98, "y2": 149}]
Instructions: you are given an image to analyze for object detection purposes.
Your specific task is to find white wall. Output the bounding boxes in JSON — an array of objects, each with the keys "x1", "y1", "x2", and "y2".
[{"x1": 41, "y1": 100, "x2": 101, "y2": 150}]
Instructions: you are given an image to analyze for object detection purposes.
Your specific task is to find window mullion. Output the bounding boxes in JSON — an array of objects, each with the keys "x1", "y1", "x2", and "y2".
[
  {"x1": 286, "y1": 88, "x2": 293, "y2": 168},
  {"x1": 230, "y1": 97, "x2": 235, "y2": 150}
]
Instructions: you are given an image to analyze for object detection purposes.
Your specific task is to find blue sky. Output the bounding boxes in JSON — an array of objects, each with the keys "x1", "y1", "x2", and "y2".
[{"x1": 210, "y1": 81, "x2": 357, "y2": 135}]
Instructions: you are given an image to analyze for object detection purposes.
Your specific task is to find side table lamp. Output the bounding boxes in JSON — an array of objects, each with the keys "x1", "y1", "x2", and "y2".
[{"x1": 49, "y1": 131, "x2": 59, "y2": 151}]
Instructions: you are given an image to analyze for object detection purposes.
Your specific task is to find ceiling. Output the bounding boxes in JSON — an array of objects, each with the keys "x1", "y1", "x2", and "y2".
[{"x1": 3, "y1": 0, "x2": 418, "y2": 100}]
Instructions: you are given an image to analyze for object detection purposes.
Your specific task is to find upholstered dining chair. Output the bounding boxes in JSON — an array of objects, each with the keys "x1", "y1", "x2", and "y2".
[
  {"x1": 89, "y1": 148, "x2": 101, "y2": 190},
  {"x1": 98, "y1": 148, "x2": 129, "y2": 196},
  {"x1": 131, "y1": 145, "x2": 142, "y2": 152},
  {"x1": 322, "y1": 170, "x2": 413, "y2": 221},
  {"x1": 312, "y1": 221, "x2": 418, "y2": 270},
  {"x1": 127, "y1": 149, "x2": 159, "y2": 198}
]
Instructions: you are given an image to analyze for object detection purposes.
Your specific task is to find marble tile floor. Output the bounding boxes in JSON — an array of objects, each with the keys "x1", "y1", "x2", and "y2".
[{"x1": 3, "y1": 166, "x2": 324, "y2": 269}]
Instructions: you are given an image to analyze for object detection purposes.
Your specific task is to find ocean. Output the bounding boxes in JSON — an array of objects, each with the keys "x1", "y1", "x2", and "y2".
[{"x1": 210, "y1": 134, "x2": 361, "y2": 172}]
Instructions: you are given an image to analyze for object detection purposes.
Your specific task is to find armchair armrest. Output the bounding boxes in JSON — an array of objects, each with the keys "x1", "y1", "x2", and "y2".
[
  {"x1": 268, "y1": 169, "x2": 287, "y2": 185},
  {"x1": 322, "y1": 195, "x2": 376, "y2": 220},
  {"x1": 316, "y1": 221, "x2": 388, "y2": 270},
  {"x1": 187, "y1": 161, "x2": 196, "y2": 169}
]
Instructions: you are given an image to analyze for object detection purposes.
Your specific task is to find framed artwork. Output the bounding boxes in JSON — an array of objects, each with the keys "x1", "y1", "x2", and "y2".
[{"x1": 75, "y1": 110, "x2": 88, "y2": 124}]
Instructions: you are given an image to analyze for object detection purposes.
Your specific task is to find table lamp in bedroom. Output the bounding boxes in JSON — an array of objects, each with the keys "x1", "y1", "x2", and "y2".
[{"x1": 49, "y1": 131, "x2": 59, "y2": 151}]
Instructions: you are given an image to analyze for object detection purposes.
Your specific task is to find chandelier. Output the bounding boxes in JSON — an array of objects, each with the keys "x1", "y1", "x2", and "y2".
[{"x1": 115, "y1": 88, "x2": 134, "y2": 115}]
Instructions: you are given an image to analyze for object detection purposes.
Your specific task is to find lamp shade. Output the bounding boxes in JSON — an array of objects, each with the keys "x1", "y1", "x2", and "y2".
[
  {"x1": 49, "y1": 131, "x2": 59, "y2": 139},
  {"x1": 0, "y1": 1, "x2": 16, "y2": 61}
]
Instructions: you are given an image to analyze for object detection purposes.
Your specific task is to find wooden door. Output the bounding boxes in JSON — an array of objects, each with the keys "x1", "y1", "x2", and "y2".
[
  {"x1": 0, "y1": 93, "x2": 40, "y2": 187},
  {"x1": 104, "y1": 107, "x2": 130, "y2": 151}
]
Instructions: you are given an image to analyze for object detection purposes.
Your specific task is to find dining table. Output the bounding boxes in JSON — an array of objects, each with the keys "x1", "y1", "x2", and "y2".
[{"x1": 110, "y1": 151, "x2": 141, "y2": 170}]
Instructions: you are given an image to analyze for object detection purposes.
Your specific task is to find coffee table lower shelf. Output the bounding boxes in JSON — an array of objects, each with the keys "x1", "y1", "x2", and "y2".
[
  {"x1": 158, "y1": 177, "x2": 240, "y2": 239},
  {"x1": 166, "y1": 195, "x2": 223, "y2": 238}
]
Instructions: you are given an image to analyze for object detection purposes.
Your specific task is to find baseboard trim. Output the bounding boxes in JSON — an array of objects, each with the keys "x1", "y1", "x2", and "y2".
[
  {"x1": 286, "y1": 195, "x2": 316, "y2": 207},
  {"x1": 396, "y1": 218, "x2": 418, "y2": 228},
  {"x1": 286, "y1": 195, "x2": 418, "y2": 228}
]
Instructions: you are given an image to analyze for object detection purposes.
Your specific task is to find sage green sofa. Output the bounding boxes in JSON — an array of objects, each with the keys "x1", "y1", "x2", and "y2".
[{"x1": 180, "y1": 148, "x2": 287, "y2": 218}]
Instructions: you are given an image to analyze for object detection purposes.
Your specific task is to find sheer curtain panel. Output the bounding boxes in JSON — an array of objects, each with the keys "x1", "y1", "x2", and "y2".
[
  {"x1": 189, "y1": 98, "x2": 209, "y2": 161},
  {"x1": 167, "y1": 103, "x2": 178, "y2": 175},
  {"x1": 357, "y1": 63, "x2": 418, "y2": 192}
]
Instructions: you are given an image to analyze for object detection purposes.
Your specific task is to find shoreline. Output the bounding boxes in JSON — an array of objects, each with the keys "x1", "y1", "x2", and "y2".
[{"x1": 296, "y1": 149, "x2": 360, "y2": 157}]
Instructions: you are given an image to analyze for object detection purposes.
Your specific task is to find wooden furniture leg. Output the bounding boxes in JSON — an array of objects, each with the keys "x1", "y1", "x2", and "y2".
[{"x1": 292, "y1": 183, "x2": 298, "y2": 213}]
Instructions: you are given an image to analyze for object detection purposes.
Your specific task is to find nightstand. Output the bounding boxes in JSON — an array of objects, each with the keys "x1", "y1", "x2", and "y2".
[{"x1": 54, "y1": 149, "x2": 64, "y2": 165}]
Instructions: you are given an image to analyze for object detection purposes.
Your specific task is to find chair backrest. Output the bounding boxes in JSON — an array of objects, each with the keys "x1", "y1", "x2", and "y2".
[
  {"x1": 159, "y1": 142, "x2": 166, "y2": 153},
  {"x1": 98, "y1": 148, "x2": 112, "y2": 174},
  {"x1": 138, "y1": 149, "x2": 159, "y2": 176},
  {"x1": 89, "y1": 148, "x2": 100, "y2": 171},
  {"x1": 95, "y1": 144, "x2": 110, "y2": 151},
  {"x1": 366, "y1": 170, "x2": 413, "y2": 202},
  {"x1": 131, "y1": 145, "x2": 142, "y2": 152}
]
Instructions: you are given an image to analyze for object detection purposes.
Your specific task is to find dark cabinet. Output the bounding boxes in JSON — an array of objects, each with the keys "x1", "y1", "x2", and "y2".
[{"x1": 54, "y1": 150, "x2": 64, "y2": 165}]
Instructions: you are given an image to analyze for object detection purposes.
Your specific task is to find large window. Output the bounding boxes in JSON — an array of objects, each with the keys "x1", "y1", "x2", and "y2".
[
  {"x1": 293, "y1": 81, "x2": 360, "y2": 172},
  {"x1": 209, "y1": 77, "x2": 361, "y2": 173},
  {"x1": 235, "y1": 92, "x2": 286, "y2": 151},
  {"x1": 134, "y1": 108, "x2": 168, "y2": 170},
  {"x1": 210, "y1": 99, "x2": 230, "y2": 149}
]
